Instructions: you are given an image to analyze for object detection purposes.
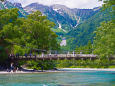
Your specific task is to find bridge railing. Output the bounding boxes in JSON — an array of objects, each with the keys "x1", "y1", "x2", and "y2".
[
  {"x1": 9, "y1": 54, "x2": 97, "y2": 59},
  {"x1": 41, "y1": 54, "x2": 97, "y2": 58}
]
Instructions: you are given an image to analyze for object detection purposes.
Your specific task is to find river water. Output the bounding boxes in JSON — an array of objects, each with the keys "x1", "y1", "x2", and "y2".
[{"x1": 0, "y1": 70, "x2": 115, "y2": 86}]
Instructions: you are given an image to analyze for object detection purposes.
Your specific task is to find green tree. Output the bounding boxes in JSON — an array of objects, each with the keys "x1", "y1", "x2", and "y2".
[
  {"x1": 93, "y1": 0, "x2": 115, "y2": 60},
  {"x1": 19, "y1": 11, "x2": 59, "y2": 51},
  {"x1": 100, "y1": 0, "x2": 115, "y2": 22},
  {"x1": 94, "y1": 21, "x2": 115, "y2": 59},
  {"x1": 75, "y1": 41, "x2": 93, "y2": 54},
  {"x1": 0, "y1": 9, "x2": 59, "y2": 55},
  {"x1": 100, "y1": 0, "x2": 115, "y2": 8},
  {"x1": 0, "y1": 46, "x2": 8, "y2": 63},
  {"x1": 0, "y1": 8, "x2": 19, "y2": 62}
]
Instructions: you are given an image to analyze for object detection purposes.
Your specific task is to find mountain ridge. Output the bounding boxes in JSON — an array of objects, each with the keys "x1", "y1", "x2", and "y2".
[{"x1": 24, "y1": 2, "x2": 100, "y2": 32}]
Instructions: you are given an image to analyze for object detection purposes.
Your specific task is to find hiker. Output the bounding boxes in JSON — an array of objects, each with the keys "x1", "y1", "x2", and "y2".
[{"x1": 10, "y1": 63, "x2": 14, "y2": 73}]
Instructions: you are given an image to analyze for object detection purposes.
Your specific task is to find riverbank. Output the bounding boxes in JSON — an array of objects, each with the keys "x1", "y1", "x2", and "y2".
[
  {"x1": 0, "y1": 70, "x2": 65, "y2": 74},
  {"x1": 0, "y1": 68, "x2": 115, "y2": 74},
  {"x1": 60, "y1": 68, "x2": 115, "y2": 71}
]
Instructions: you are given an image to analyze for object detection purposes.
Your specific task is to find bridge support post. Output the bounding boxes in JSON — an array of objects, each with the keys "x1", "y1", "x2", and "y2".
[
  {"x1": 42, "y1": 52, "x2": 44, "y2": 61},
  {"x1": 73, "y1": 51, "x2": 75, "y2": 57},
  {"x1": 42, "y1": 52, "x2": 44, "y2": 57},
  {"x1": 49, "y1": 51, "x2": 51, "y2": 55}
]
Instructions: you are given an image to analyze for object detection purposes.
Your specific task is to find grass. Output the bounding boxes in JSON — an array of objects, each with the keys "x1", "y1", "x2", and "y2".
[
  {"x1": 108, "y1": 65, "x2": 115, "y2": 68},
  {"x1": 56, "y1": 65, "x2": 115, "y2": 68}
]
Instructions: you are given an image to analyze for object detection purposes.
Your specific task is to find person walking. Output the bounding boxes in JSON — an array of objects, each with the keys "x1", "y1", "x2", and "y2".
[{"x1": 10, "y1": 63, "x2": 14, "y2": 73}]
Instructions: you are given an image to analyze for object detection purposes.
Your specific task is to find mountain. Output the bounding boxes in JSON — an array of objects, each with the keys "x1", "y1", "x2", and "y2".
[
  {"x1": 24, "y1": 3, "x2": 100, "y2": 32},
  {"x1": 24, "y1": 3, "x2": 102, "y2": 49},
  {"x1": 24, "y1": 3, "x2": 75, "y2": 32},
  {"x1": 0, "y1": 1, "x2": 28, "y2": 17},
  {"x1": 65, "y1": 8, "x2": 112, "y2": 50}
]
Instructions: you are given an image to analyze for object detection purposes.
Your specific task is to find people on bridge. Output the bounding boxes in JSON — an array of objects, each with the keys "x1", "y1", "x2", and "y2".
[
  {"x1": 29, "y1": 53, "x2": 32, "y2": 57},
  {"x1": 72, "y1": 51, "x2": 75, "y2": 56},
  {"x1": 9, "y1": 54, "x2": 14, "y2": 58},
  {"x1": 16, "y1": 53, "x2": 19, "y2": 58},
  {"x1": 25, "y1": 53, "x2": 27, "y2": 57},
  {"x1": 34, "y1": 54, "x2": 36, "y2": 58},
  {"x1": 41, "y1": 52, "x2": 44, "y2": 57}
]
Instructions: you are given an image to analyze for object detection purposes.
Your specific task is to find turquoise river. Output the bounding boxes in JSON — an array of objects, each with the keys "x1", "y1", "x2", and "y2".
[{"x1": 0, "y1": 70, "x2": 115, "y2": 86}]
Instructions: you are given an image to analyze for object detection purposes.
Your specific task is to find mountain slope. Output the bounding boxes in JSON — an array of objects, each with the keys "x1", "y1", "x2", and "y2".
[
  {"x1": 24, "y1": 3, "x2": 101, "y2": 48},
  {"x1": 0, "y1": 1, "x2": 28, "y2": 17},
  {"x1": 65, "y1": 8, "x2": 112, "y2": 50},
  {"x1": 24, "y1": 3, "x2": 100, "y2": 32}
]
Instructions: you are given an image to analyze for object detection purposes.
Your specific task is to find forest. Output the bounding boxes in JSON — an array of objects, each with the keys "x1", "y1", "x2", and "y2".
[{"x1": 0, "y1": 0, "x2": 115, "y2": 70}]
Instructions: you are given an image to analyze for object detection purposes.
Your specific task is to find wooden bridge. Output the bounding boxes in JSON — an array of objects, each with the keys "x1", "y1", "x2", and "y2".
[{"x1": 9, "y1": 54, "x2": 98, "y2": 61}]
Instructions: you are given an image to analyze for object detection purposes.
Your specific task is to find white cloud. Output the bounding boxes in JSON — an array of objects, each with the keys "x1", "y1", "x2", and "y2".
[{"x1": 8, "y1": 0, "x2": 103, "y2": 9}]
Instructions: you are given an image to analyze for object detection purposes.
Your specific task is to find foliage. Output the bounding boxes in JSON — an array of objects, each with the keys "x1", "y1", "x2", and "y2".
[
  {"x1": 75, "y1": 41, "x2": 93, "y2": 54},
  {"x1": 0, "y1": 46, "x2": 8, "y2": 63},
  {"x1": 0, "y1": 8, "x2": 59, "y2": 66},
  {"x1": 100, "y1": 0, "x2": 115, "y2": 9},
  {"x1": 0, "y1": 9, "x2": 59, "y2": 55},
  {"x1": 13, "y1": 45, "x2": 30, "y2": 55},
  {"x1": 54, "y1": 59, "x2": 113, "y2": 68},
  {"x1": 27, "y1": 60, "x2": 55, "y2": 70},
  {"x1": 56, "y1": 60, "x2": 73, "y2": 68},
  {"x1": 94, "y1": 21, "x2": 115, "y2": 59},
  {"x1": 66, "y1": 8, "x2": 112, "y2": 50},
  {"x1": 100, "y1": 0, "x2": 115, "y2": 22},
  {"x1": 61, "y1": 37, "x2": 75, "y2": 51},
  {"x1": 24, "y1": 58, "x2": 114, "y2": 69},
  {"x1": 25, "y1": 58, "x2": 114, "y2": 69},
  {"x1": 0, "y1": 8, "x2": 19, "y2": 61},
  {"x1": 0, "y1": 0, "x2": 114, "y2": 69}
]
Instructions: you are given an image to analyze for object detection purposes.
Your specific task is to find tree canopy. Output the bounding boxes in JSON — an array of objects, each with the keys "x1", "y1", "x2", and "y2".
[
  {"x1": 74, "y1": 0, "x2": 115, "y2": 60},
  {"x1": 93, "y1": 0, "x2": 115, "y2": 59},
  {"x1": 100, "y1": 0, "x2": 115, "y2": 22},
  {"x1": 0, "y1": 8, "x2": 59, "y2": 55},
  {"x1": 94, "y1": 21, "x2": 115, "y2": 59}
]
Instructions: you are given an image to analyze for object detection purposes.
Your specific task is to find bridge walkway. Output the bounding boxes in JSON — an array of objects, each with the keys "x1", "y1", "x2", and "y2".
[{"x1": 9, "y1": 54, "x2": 98, "y2": 60}]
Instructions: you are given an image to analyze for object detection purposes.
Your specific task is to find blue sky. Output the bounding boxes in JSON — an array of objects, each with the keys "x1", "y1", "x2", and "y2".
[{"x1": 8, "y1": 0, "x2": 103, "y2": 9}]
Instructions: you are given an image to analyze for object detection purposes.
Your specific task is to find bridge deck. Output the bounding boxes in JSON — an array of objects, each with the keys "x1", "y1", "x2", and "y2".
[{"x1": 9, "y1": 54, "x2": 98, "y2": 60}]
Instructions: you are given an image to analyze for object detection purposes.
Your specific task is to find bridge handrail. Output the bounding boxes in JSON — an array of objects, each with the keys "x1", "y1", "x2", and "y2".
[{"x1": 10, "y1": 54, "x2": 98, "y2": 59}]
